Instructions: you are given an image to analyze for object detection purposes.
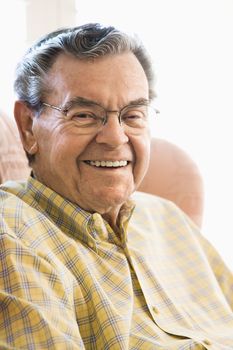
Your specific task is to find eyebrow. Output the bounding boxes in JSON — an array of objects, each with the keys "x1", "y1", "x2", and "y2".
[{"x1": 62, "y1": 96, "x2": 150, "y2": 110}]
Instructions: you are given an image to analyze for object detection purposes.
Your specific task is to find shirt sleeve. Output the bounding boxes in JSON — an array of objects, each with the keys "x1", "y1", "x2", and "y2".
[
  {"x1": 163, "y1": 197, "x2": 233, "y2": 312},
  {"x1": 0, "y1": 232, "x2": 85, "y2": 350},
  {"x1": 197, "y1": 232, "x2": 233, "y2": 311}
]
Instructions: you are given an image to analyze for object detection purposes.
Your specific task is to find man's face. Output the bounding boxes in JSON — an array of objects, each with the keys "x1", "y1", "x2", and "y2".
[{"x1": 30, "y1": 52, "x2": 151, "y2": 223}]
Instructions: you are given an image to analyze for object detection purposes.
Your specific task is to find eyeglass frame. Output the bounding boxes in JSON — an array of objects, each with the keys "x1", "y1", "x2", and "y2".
[{"x1": 41, "y1": 97, "x2": 159, "y2": 129}]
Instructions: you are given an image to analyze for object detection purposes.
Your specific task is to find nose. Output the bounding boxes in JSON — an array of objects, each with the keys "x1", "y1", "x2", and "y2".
[{"x1": 95, "y1": 112, "x2": 129, "y2": 147}]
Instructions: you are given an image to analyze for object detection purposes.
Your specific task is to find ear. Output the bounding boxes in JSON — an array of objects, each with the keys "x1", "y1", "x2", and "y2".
[{"x1": 14, "y1": 101, "x2": 38, "y2": 155}]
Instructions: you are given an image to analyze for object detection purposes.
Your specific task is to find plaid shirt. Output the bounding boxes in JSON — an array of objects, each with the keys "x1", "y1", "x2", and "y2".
[{"x1": 0, "y1": 177, "x2": 233, "y2": 350}]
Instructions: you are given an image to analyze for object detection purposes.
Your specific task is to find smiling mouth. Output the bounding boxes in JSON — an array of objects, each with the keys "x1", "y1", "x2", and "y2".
[{"x1": 84, "y1": 160, "x2": 129, "y2": 168}]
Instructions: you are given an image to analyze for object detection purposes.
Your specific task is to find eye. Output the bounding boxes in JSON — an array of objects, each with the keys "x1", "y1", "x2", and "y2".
[
  {"x1": 72, "y1": 112, "x2": 95, "y2": 120},
  {"x1": 123, "y1": 111, "x2": 143, "y2": 119},
  {"x1": 69, "y1": 111, "x2": 99, "y2": 126},
  {"x1": 121, "y1": 108, "x2": 147, "y2": 127}
]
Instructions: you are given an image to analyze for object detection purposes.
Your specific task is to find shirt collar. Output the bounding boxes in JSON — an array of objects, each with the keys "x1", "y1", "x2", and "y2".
[{"x1": 26, "y1": 176, "x2": 135, "y2": 248}]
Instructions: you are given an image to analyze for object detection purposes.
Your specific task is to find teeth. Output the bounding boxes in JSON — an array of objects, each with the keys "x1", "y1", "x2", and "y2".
[{"x1": 89, "y1": 160, "x2": 128, "y2": 167}]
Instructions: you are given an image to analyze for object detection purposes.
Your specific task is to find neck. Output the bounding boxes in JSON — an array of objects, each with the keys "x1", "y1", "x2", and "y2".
[{"x1": 102, "y1": 210, "x2": 120, "y2": 232}]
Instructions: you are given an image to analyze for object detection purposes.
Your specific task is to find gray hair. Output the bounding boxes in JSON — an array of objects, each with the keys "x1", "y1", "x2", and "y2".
[{"x1": 14, "y1": 23, "x2": 156, "y2": 113}]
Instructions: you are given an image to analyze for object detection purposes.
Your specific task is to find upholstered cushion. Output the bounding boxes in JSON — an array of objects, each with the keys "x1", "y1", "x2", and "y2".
[
  {"x1": 138, "y1": 138, "x2": 204, "y2": 227},
  {"x1": 0, "y1": 111, "x2": 30, "y2": 183}
]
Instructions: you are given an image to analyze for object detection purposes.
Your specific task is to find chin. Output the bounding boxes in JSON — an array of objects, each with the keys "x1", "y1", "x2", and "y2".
[{"x1": 96, "y1": 186, "x2": 133, "y2": 207}]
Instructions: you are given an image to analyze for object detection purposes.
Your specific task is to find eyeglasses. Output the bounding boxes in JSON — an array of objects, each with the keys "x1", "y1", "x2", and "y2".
[{"x1": 42, "y1": 100, "x2": 159, "y2": 135}]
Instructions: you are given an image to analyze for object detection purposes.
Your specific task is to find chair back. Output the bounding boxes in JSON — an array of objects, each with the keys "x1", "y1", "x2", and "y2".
[
  {"x1": 0, "y1": 112, "x2": 30, "y2": 183},
  {"x1": 138, "y1": 138, "x2": 204, "y2": 227}
]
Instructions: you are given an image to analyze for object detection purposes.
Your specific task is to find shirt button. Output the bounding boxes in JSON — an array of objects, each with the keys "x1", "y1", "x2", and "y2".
[
  {"x1": 152, "y1": 306, "x2": 159, "y2": 314},
  {"x1": 203, "y1": 339, "x2": 212, "y2": 346},
  {"x1": 95, "y1": 219, "x2": 103, "y2": 227},
  {"x1": 89, "y1": 241, "x2": 95, "y2": 249}
]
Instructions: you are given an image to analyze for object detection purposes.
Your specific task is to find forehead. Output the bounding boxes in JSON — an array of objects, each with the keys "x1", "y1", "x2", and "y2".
[{"x1": 46, "y1": 52, "x2": 149, "y2": 106}]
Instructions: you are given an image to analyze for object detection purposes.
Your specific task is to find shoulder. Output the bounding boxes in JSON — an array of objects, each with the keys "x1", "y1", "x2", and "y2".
[
  {"x1": 130, "y1": 190, "x2": 200, "y2": 243},
  {"x1": 0, "y1": 180, "x2": 28, "y2": 203},
  {"x1": 132, "y1": 190, "x2": 185, "y2": 219},
  {"x1": 0, "y1": 181, "x2": 35, "y2": 235}
]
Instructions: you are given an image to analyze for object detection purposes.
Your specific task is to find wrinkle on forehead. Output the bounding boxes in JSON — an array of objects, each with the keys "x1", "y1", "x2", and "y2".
[{"x1": 44, "y1": 52, "x2": 149, "y2": 108}]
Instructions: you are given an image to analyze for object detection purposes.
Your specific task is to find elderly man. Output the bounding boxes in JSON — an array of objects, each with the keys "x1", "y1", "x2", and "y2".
[{"x1": 0, "y1": 23, "x2": 233, "y2": 349}]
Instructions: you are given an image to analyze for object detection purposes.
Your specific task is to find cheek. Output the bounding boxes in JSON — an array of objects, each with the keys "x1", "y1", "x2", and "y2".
[
  {"x1": 36, "y1": 130, "x2": 87, "y2": 163},
  {"x1": 131, "y1": 134, "x2": 151, "y2": 183}
]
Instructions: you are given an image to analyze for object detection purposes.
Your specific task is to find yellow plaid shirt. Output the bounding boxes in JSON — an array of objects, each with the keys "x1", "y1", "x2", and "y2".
[{"x1": 0, "y1": 177, "x2": 233, "y2": 350}]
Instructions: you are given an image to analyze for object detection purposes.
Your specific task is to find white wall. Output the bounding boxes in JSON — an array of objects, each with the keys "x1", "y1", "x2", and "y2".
[
  {"x1": 1, "y1": 0, "x2": 233, "y2": 269},
  {"x1": 0, "y1": 0, "x2": 77, "y2": 117},
  {"x1": 0, "y1": 1, "x2": 27, "y2": 117},
  {"x1": 25, "y1": 0, "x2": 76, "y2": 44}
]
